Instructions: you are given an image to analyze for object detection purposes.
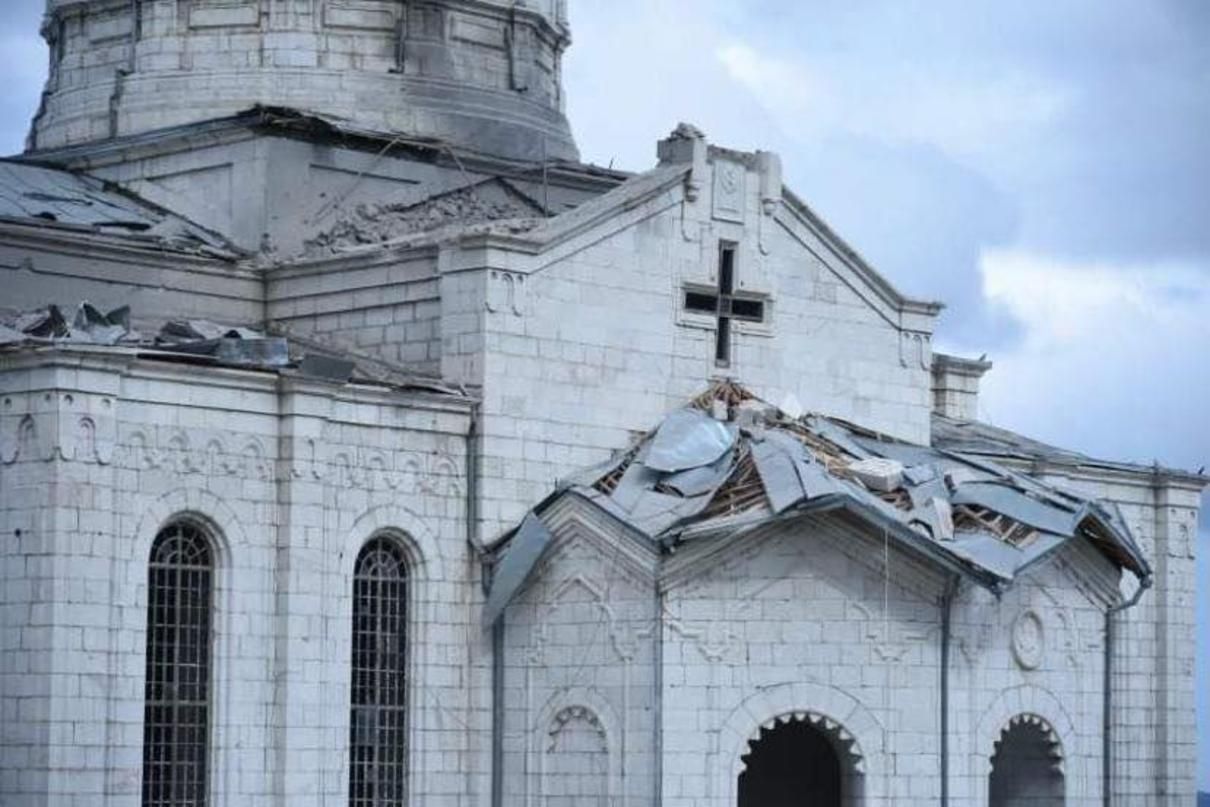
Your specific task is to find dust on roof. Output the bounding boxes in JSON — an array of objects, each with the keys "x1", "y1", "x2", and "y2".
[{"x1": 303, "y1": 177, "x2": 545, "y2": 258}]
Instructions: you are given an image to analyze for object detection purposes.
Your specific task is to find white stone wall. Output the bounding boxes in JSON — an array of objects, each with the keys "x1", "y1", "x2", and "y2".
[
  {"x1": 1029, "y1": 468, "x2": 1203, "y2": 806},
  {"x1": 501, "y1": 502, "x2": 1126, "y2": 807},
  {"x1": 500, "y1": 503, "x2": 658, "y2": 807},
  {"x1": 268, "y1": 248, "x2": 444, "y2": 375},
  {"x1": 442, "y1": 150, "x2": 937, "y2": 540},
  {"x1": 0, "y1": 236, "x2": 263, "y2": 326},
  {"x1": 0, "y1": 352, "x2": 477, "y2": 807}
]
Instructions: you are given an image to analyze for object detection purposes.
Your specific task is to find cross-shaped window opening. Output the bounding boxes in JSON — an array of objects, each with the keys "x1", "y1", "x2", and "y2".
[{"x1": 684, "y1": 242, "x2": 766, "y2": 367}]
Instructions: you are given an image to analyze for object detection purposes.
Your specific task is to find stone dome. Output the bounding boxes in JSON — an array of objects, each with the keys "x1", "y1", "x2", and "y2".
[{"x1": 29, "y1": 0, "x2": 579, "y2": 163}]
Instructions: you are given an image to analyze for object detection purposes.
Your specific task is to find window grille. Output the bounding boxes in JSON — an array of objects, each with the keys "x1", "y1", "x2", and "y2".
[
  {"x1": 142, "y1": 521, "x2": 213, "y2": 807},
  {"x1": 350, "y1": 538, "x2": 409, "y2": 807}
]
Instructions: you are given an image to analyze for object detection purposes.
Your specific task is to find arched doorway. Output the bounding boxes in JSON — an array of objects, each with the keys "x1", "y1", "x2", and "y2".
[
  {"x1": 989, "y1": 714, "x2": 1064, "y2": 807},
  {"x1": 738, "y1": 713, "x2": 863, "y2": 807}
]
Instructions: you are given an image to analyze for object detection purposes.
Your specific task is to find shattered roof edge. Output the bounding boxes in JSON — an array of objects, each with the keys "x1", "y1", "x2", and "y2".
[
  {"x1": 0, "y1": 342, "x2": 475, "y2": 404},
  {"x1": 19, "y1": 106, "x2": 632, "y2": 186},
  {"x1": 943, "y1": 443, "x2": 1207, "y2": 488},
  {"x1": 0, "y1": 215, "x2": 242, "y2": 262}
]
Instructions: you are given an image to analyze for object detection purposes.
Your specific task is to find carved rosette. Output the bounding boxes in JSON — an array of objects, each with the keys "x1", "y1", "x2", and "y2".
[{"x1": 1011, "y1": 610, "x2": 1046, "y2": 670}]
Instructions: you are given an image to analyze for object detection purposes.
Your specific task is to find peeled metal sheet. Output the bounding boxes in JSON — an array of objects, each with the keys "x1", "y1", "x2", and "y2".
[
  {"x1": 795, "y1": 457, "x2": 842, "y2": 500},
  {"x1": 299, "y1": 353, "x2": 356, "y2": 382},
  {"x1": 947, "y1": 530, "x2": 1067, "y2": 581},
  {"x1": 808, "y1": 417, "x2": 872, "y2": 459},
  {"x1": 610, "y1": 461, "x2": 662, "y2": 512},
  {"x1": 852, "y1": 437, "x2": 935, "y2": 467},
  {"x1": 158, "y1": 336, "x2": 290, "y2": 367},
  {"x1": 629, "y1": 491, "x2": 712, "y2": 536},
  {"x1": 908, "y1": 496, "x2": 954, "y2": 541},
  {"x1": 951, "y1": 483, "x2": 1082, "y2": 536},
  {"x1": 751, "y1": 440, "x2": 806, "y2": 514},
  {"x1": 908, "y1": 477, "x2": 948, "y2": 509},
  {"x1": 483, "y1": 512, "x2": 554, "y2": 627},
  {"x1": 903, "y1": 464, "x2": 938, "y2": 485},
  {"x1": 662, "y1": 447, "x2": 735, "y2": 497},
  {"x1": 645, "y1": 408, "x2": 736, "y2": 473}
]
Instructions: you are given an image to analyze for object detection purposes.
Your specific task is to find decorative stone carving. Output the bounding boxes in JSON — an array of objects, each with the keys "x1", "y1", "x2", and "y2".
[
  {"x1": 899, "y1": 331, "x2": 932, "y2": 370},
  {"x1": 663, "y1": 601, "x2": 739, "y2": 662},
  {"x1": 0, "y1": 394, "x2": 116, "y2": 465},
  {"x1": 849, "y1": 601, "x2": 934, "y2": 663},
  {"x1": 530, "y1": 573, "x2": 643, "y2": 663},
  {"x1": 1178, "y1": 519, "x2": 1195, "y2": 559},
  {"x1": 1011, "y1": 610, "x2": 1045, "y2": 670},
  {"x1": 712, "y1": 158, "x2": 747, "y2": 223},
  {"x1": 547, "y1": 705, "x2": 607, "y2": 752},
  {"x1": 485, "y1": 270, "x2": 528, "y2": 317}
]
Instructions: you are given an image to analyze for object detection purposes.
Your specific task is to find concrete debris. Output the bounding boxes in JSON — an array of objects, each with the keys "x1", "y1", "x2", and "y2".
[
  {"x1": 304, "y1": 178, "x2": 544, "y2": 257},
  {"x1": 847, "y1": 457, "x2": 905, "y2": 493}
]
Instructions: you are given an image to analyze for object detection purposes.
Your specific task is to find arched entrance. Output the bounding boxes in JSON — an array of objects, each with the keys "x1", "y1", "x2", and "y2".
[
  {"x1": 738, "y1": 713, "x2": 864, "y2": 807},
  {"x1": 989, "y1": 714, "x2": 1064, "y2": 807}
]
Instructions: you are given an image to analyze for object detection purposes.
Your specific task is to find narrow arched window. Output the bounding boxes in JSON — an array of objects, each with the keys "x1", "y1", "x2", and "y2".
[
  {"x1": 142, "y1": 521, "x2": 214, "y2": 807},
  {"x1": 349, "y1": 537, "x2": 409, "y2": 807}
]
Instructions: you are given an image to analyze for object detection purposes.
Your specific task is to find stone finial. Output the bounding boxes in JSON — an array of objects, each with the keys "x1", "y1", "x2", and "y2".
[
  {"x1": 658, "y1": 123, "x2": 709, "y2": 202},
  {"x1": 756, "y1": 150, "x2": 783, "y2": 215},
  {"x1": 669, "y1": 122, "x2": 707, "y2": 141}
]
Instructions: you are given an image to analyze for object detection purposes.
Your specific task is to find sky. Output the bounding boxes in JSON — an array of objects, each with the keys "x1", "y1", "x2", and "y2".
[{"x1": 1, "y1": 0, "x2": 1207, "y2": 791}]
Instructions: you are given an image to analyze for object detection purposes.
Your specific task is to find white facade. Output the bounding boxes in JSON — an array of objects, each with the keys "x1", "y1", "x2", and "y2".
[{"x1": 0, "y1": 3, "x2": 1202, "y2": 806}]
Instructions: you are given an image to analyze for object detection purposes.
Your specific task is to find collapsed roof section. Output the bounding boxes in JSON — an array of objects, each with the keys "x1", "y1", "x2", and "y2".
[
  {"x1": 0, "y1": 302, "x2": 464, "y2": 398},
  {"x1": 484, "y1": 381, "x2": 1150, "y2": 623},
  {"x1": 303, "y1": 177, "x2": 548, "y2": 258},
  {"x1": 0, "y1": 160, "x2": 237, "y2": 258}
]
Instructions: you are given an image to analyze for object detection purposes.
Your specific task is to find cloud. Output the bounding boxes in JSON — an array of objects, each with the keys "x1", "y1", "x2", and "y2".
[
  {"x1": 715, "y1": 38, "x2": 1070, "y2": 162},
  {"x1": 977, "y1": 250, "x2": 1210, "y2": 470},
  {"x1": 0, "y1": 0, "x2": 48, "y2": 156}
]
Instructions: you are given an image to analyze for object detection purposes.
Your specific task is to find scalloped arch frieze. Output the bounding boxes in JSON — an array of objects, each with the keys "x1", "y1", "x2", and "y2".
[
  {"x1": 112, "y1": 423, "x2": 462, "y2": 492},
  {"x1": 0, "y1": 392, "x2": 116, "y2": 465}
]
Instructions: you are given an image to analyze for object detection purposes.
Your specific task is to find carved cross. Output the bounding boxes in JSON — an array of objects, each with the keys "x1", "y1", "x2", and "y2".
[{"x1": 684, "y1": 241, "x2": 767, "y2": 367}]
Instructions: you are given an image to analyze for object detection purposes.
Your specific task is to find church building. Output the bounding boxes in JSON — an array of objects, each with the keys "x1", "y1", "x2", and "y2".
[{"x1": 0, "y1": 2, "x2": 1202, "y2": 806}]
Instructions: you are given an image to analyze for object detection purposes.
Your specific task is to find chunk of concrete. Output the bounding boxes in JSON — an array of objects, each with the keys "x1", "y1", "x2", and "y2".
[{"x1": 847, "y1": 457, "x2": 905, "y2": 492}]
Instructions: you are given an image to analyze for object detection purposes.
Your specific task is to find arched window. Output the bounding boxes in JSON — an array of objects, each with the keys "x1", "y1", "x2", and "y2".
[
  {"x1": 142, "y1": 521, "x2": 214, "y2": 807},
  {"x1": 989, "y1": 714, "x2": 1064, "y2": 807},
  {"x1": 349, "y1": 537, "x2": 410, "y2": 807}
]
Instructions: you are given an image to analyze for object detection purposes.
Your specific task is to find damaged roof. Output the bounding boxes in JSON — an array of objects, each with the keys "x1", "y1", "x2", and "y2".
[
  {"x1": 303, "y1": 176, "x2": 548, "y2": 258},
  {"x1": 932, "y1": 412, "x2": 1206, "y2": 484},
  {"x1": 0, "y1": 302, "x2": 465, "y2": 398},
  {"x1": 484, "y1": 381, "x2": 1150, "y2": 622},
  {"x1": 0, "y1": 160, "x2": 237, "y2": 256}
]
